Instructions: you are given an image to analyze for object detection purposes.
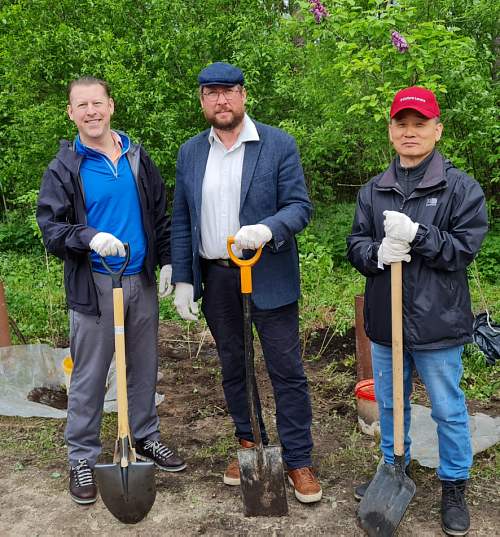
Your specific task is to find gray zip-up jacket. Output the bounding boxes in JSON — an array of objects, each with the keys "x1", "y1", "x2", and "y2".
[
  {"x1": 36, "y1": 138, "x2": 171, "y2": 315},
  {"x1": 347, "y1": 151, "x2": 488, "y2": 350}
]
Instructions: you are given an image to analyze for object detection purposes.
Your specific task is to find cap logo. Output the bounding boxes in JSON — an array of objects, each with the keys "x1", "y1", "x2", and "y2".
[{"x1": 400, "y1": 96, "x2": 426, "y2": 103}]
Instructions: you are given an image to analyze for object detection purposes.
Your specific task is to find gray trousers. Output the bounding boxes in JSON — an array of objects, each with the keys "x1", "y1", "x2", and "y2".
[{"x1": 65, "y1": 271, "x2": 160, "y2": 468}]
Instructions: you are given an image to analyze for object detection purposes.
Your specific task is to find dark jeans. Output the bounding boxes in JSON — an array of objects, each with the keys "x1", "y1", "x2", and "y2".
[{"x1": 201, "y1": 260, "x2": 313, "y2": 469}]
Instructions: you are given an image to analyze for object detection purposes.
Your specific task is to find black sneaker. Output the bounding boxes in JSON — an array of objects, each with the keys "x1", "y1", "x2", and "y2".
[
  {"x1": 354, "y1": 466, "x2": 412, "y2": 501},
  {"x1": 135, "y1": 439, "x2": 186, "y2": 472},
  {"x1": 441, "y1": 480, "x2": 470, "y2": 536},
  {"x1": 69, "y1": 459, "x2": 97, "y2": 505},
  {"x1": 354, "y1": 479, "x2": 371, "y2": 501}
]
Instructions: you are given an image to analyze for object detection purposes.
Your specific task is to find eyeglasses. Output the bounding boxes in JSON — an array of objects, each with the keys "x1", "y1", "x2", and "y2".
[{"x1": 202, "y1": 87, "x2": 242, "y2": 103}]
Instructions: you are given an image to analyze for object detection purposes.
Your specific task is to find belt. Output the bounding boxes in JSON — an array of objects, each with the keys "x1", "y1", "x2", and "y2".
[{"x1": 201, "y1": 257, "x2": 238, "y2": 268}]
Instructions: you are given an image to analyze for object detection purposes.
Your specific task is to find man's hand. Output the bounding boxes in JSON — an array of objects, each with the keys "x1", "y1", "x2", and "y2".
[
  {"x1": 383, "y1": 210, "x2": 419, "y2": 243},
  {"x1": 159, "y1": 264, "x2": 173, "y2": 297},
  {"x1": 89, "y1": 232, "x2": 126, "y2": 257},
  {"x1": 174, "y1": 282, "x2": 199, "y2": 321},
  {"x1": 234, "y1": 224, "x2": 272, "y2": 250},
  {"x1": 377, "y1": 237, "x2": 411, "y2": 268}
]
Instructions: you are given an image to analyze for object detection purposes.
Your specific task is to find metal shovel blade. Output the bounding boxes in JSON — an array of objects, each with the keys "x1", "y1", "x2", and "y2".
[
  {"x1": 357, "y1": 463, "x2": 416, "y2": 536},
  {"x1": 238, "y1": 444, "x2": 288, "y2": 517},
  {"x1": 95, "y1": 461, "x2": 156, "y2": 524}
]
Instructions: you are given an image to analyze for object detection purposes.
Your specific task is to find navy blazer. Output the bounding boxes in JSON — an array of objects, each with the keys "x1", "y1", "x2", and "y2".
[{"x1": 171, "y1": 120, "x2": 312, "y2": 310}]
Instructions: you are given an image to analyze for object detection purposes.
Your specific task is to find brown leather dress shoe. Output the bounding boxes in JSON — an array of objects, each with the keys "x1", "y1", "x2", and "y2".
[
  {"x1": 223, "y1": 439, "x2": 255, "y2": 486},
  {"x1": 287, "y1": 467, "x2": 322, "y2": 503},
  {"x1": 69, "y1": 459, "x2": 97, "y2": 505}
]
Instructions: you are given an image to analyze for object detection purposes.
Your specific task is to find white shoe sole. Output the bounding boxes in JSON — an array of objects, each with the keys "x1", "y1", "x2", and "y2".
[
  {"x1": 223, "y1": 474, "x2": 240, "y2": 486},
  {"x1": 442, "y1": 524, "x2": 469, "y2": 536},
  {"x1": 136, "y1": 453, "x2": 187, "y2": 472},
  {"x1": 287, "y1": 475, "x2": 322, "y2": 503},
  {"x1": 70, "y1": 493, "x2": 97, "y2": 505}
]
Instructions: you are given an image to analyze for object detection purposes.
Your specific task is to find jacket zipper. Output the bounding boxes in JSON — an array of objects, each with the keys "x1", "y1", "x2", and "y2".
[{"x1": 75, "y1": 157, "x2": 102, "y2": 318}]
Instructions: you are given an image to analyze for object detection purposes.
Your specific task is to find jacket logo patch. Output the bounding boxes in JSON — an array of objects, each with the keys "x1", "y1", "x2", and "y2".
[{"x1": 426, "y1": 197, "x2": 438, "y2": 207}]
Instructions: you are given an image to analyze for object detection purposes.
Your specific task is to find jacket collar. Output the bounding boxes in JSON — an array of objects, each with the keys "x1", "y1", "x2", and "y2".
[
  {"x1": 193, "y1": 118, "x2": 265, "y2": 215},
  {"x1": 56, "y1": 132, "x2": 138, "y2": 175},
  {"x1": 376, "y1": 150, "x2": 447, "y2": 192}
]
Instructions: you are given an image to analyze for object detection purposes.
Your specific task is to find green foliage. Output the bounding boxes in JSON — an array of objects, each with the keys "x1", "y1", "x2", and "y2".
[
  {"x1": 461, "y1": 344, "x2": 500, "y2": 401},
  {"x1": 279, "y1": 0, "x2": 498, "y2": 198},
  {"x1": 0, "y1": 0, "x2": 497, "y2": 227},
  {"x1": 0, "y1": 190, "x2": 43, "y2": 252},
  {"x1": 0, "y1": 0, "x2": 286, "y2": 208},
  {"x1": 298, "y1": 204, "x2": 365, "y2": 338},
  {"x1": 474, "y1": 222, "x2": 500, "y2": 284},
  {"x1": 0, "y1": 252, "x2": 67, "y2": 345}
]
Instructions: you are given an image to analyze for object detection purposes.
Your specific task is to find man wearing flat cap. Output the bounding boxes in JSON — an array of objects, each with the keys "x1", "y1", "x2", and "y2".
[
  {"x1": 168, "y1": 61, "x2": 322, "y2": 503},
  {"x1": 347, "y1": 86, "x2": 487, "y2": 535}
]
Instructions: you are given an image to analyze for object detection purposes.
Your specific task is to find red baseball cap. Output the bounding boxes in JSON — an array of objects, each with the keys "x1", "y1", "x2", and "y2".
[{"x1": 390, "y1": 86, "x2": 440, "y2": 119}]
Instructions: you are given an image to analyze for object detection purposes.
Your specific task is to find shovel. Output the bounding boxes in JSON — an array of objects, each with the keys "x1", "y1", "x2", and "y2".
[
  {"x1": 227, "y1": 237, "x2": 288, "y2": 517},
  {"x1": 358, "y1": 261, "x2": 416, "y2": 536},
  {"x1": 94, "y1": 245, "x2": 156, "y2": 524}
]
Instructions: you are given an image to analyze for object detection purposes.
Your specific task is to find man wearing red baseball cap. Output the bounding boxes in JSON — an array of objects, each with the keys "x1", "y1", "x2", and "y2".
[{"x1": 347, "y1": 86, "x2": 488, "y2": 536}]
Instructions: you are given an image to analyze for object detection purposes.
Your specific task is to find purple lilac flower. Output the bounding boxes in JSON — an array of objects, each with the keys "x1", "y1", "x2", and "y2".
[
  {"x1": 309, "y1": 0, "x2": 329, "y2": 23},
  {"x1": 391, "y1": 31, "x2": 409, "y2": 53}
]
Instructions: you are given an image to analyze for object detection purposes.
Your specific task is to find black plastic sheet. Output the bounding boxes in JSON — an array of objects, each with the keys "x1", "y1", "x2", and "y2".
[{"x1": 473, "y1": 312, "x2": 500, "y2": 365}]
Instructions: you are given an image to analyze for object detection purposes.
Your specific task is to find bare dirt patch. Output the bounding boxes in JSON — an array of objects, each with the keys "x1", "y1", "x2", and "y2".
[{"x1": 0, "y1": 321, "x2": 498, "y2": 536}]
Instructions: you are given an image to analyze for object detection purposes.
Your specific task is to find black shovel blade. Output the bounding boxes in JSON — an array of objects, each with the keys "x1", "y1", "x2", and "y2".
[
  {"x1": 357, "y1": 463, "x2": 416, "y2": 537},
  {"x1": 95, "y1": 461, "x2": 156, "y2": 524},
  {"x1": 238, "y1": 445, "x2": 288, "y2": 517}
]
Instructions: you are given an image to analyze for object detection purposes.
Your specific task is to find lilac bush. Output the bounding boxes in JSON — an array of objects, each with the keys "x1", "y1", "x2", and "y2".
[
  {"x1": 309, "y1": 0, "x2": 329, "y2": 23},
  {"x1": 391, "y1": 31, "x2": 409, "y2": 53}
]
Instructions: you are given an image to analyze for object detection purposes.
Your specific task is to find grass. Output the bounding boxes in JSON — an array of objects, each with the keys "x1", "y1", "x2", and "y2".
[
  {"x1": 0, "y1": 417, "x2": 66, "y2": 467},
  {"x1": 319, "y1": 423, "x2": 377, "y2": 481},
  {"x1": 0, "y1": 411, "x2": 121, "y2": 470},
  {"x1": 196, "y1": 432, "x2": 236, "y2": 461}
]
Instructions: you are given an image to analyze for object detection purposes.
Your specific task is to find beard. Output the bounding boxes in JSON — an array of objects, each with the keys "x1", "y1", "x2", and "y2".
[{"x1": 204, "y1": 107, "x2": 245, "y2": 131}]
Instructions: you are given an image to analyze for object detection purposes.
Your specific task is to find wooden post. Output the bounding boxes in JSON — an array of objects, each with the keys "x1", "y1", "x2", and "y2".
[
  {"x1": 355, "y1": 294, "x2": 372, "y2": 381},
  {"x1": 0, "y1": 280, "x2": 12, "y2": 346}
]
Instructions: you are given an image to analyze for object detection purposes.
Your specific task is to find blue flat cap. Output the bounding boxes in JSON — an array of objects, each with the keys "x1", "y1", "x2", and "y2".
[{"x1": 198, "y1": 62, "x2": 244, "y2": 87}]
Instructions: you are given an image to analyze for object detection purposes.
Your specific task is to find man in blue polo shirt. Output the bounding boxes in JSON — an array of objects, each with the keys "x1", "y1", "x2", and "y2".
[{"x1": 37, "y1": 77, "x2": 185, "y2": 506}]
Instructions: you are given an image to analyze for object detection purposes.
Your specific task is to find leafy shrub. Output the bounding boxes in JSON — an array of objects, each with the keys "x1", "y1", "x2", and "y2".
[
  {"x1": 0, "y1": 252, "x2": 67, "y2": 345},
  {"x1": 475, "y1": 223, "x2": 500, "y2": 284},
  {"x1": 0, "y1": 0, "x2": 497, "y2": 223},
  {"x1": 461, "y1": 344, "x2": 500, "y2": 401}
]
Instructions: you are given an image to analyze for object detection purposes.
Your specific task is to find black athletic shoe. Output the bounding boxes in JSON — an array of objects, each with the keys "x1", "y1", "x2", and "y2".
[
  {"x1": 135, "y1": 439, "x2": 187, "y2": 472},
  {"x1": 354, "y1": 479, "x2": 371, "y2": 501},
  {"x1": 354, "y1": 466, "x2": 412, "y2": 501},
  {"x1": 441, "y1": 480, "x2": 470, "y2": 536},
  {"x1": 69, "y1": 459, "x2": 97, "y2": 505}
]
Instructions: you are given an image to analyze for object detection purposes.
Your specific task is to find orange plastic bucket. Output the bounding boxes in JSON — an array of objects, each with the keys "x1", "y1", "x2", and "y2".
[
  {"x1": 355, "y1": 378, "x2": 376, "y2": 401},
  {"x1": 355, "y1": 378, "x2": 379, "y2": 432}
]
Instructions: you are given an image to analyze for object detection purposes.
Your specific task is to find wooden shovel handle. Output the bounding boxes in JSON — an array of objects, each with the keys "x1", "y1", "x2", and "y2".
[
  {"x1": 113, "y1": 287, "x2": 136, "y2": 465},
  {"x1": 391, "y1": 262, "x2": 404, "y2": 458}
]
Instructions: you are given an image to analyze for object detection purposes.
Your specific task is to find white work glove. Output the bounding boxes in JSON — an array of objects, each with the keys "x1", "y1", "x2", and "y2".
[
  {"x1": 158, "y1": 264, "x2": 173, "y2": 297},
  {"x1": 89, "y1": 232, "x2": 126, "y2": 257},
  {"x1": 383, "y1": 210, "x2": 419, "y2": 243},
  {"x1": 234, "y1": 224, "x2": 272, "y2": 250},
  {"x1": 174, "y1": 282, "x2": 199, "y2": 321},
  {"x1": 377, "y1": 237, "x2": 411, "y2": 268}
]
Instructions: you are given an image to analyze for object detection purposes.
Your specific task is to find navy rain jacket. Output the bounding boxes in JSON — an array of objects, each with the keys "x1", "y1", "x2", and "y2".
[
  {"x1": 347, "y1": 151, "x2": 488, "y2": 350},
  {"x1": 36, "y1": 138, "x2": 171, "y2": 315}
]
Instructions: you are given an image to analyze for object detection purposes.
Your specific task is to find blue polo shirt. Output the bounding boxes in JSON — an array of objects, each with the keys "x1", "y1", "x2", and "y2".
[{"x1": 75, "y1": 132, "x2": 147, "y2": 274}]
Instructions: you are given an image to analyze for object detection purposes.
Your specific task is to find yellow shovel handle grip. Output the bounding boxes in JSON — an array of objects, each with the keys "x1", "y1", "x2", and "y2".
[{"x1": 226, "y1": 237, "x2": 263, "y2": 294}]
